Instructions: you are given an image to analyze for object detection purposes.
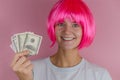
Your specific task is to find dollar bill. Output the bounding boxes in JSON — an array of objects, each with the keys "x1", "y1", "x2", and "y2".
[
  {"x1": 10, "y1": 44, "x2": 17, "y2": 53},
  {"x1": 17, "y1": 33, "x2": 27, "y2": 52},
  {"x1": 10, "y1": 32, "x2": 42, "y2": 56},
  {"x1": 18, "y1": 32, "x2": 35, "y2": 52},
  {"x1": 11, "y1": 35, "x2": 19, "y2": 52},
  {"x1": 23, "y1": 33, "x2": 42, "y2": 55}
]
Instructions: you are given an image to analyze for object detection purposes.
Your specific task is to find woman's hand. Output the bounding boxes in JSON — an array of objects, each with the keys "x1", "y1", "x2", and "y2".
[{"x1": 10, "y1": 50, "x2": 33, "y2": 80}]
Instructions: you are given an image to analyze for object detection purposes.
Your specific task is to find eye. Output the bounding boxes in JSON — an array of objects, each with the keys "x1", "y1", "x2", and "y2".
[
  {"x1": 56, "y1": 22, "x2": 66, "y2": 27},
  {"x1": 72, "y1": 23, "x2": 79, "y2": 28}
]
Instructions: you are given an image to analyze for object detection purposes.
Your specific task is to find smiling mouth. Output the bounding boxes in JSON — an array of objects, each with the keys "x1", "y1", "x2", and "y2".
[{"x1": 61, "y1": 37, "x2": 75, "y2": 41}]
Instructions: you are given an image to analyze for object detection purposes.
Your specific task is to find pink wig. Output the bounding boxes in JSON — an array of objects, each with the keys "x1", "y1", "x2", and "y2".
[{"x1": 47, "y1": 0, "x2": 95, "y2": 49}]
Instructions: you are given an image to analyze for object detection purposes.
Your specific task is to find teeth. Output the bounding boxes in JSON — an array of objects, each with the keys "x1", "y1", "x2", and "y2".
[{"x1": 62, "y1": 37, "x2": 73, "y2": 40}]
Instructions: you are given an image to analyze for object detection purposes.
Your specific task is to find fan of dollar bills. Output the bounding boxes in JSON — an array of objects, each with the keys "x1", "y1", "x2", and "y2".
[{"x1": 10, "y1": 32, "x2": 42, "y2": 55}]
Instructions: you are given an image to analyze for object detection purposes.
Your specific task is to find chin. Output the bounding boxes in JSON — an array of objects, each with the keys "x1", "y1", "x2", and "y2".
[{"x1": 61, "y1": 46, "x2": 78, "y2": 50}]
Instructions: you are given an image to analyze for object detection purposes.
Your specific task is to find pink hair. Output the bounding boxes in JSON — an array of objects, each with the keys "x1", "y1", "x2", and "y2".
[{"x1": 47, "y1": 0, "x2": 95, "y2": 49}]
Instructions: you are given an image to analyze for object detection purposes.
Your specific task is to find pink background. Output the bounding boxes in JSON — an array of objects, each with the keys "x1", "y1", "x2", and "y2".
[{"x1": 0, "y1": 0, "x2": 120, "y2": 80}]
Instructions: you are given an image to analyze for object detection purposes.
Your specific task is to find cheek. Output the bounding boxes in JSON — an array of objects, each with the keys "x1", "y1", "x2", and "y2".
[
  {"x1": 55, "y1": 29, "x2": 62, "y2": 42},
  {"x1": 76, "y1": 30, "x2": 82, "y2": 37},
  {"x1": 55, "y1": 28, "x2": 63, "y2": 36},
  {"x1": 55, "y1": 30, "x2": 60, "y2": 36}
]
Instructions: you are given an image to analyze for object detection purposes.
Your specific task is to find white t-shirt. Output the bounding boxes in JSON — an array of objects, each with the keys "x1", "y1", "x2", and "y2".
[{"x1": 32, "y1": 57, "x2": 112, "y2": 80}]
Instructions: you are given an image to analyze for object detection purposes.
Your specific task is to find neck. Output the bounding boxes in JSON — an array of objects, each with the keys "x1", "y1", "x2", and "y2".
[{"x1": 50, "y1": 48, "x2": 82, "y2": 68}]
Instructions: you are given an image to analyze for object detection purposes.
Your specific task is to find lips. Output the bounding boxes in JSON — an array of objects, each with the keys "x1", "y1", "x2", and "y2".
[{"x1": 61, "y1": 37, "x2": 75, "y2": 41}]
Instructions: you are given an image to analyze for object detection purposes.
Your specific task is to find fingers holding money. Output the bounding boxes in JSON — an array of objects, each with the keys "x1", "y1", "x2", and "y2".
[
  {"x1": 10, "y1": 32, "x2": 41, "y2": 80},
  {"x1": 13, "y1": 59, "x2": 33, "y2": 73},
  {"x1": 10, "y1": 50, "x2": 33, "y2": 80},
  {"x1": 11, "y1": 50, "x2": 29, "y2": 67}
]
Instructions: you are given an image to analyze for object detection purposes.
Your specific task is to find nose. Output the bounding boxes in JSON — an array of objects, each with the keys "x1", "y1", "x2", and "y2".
[{"x1": 63, "y1": 25, "x2": 72, "y2": 34}]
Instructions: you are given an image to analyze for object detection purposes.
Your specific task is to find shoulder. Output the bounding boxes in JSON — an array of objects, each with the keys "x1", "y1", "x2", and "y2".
[
  {"x1": 83, "y1": 59, "x2": 112, "y2": 80},
  {"x1": 83, "y1": 59, "x2": 106, "y2": 72}
]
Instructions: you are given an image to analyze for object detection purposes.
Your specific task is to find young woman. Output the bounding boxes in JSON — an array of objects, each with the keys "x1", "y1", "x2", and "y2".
[{"x1": 11, "y1": 0, "x2": 112, "y2": 80}]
